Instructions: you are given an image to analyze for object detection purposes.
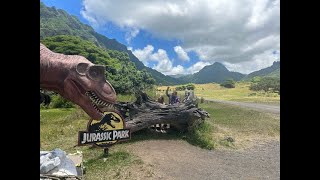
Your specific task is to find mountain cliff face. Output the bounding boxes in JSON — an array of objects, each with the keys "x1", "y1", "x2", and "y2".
[
  {"x1": 40, "y1": 2, "x2": 185, "y2": 85},
  {"x1": 178, "y1": 62, "x2": 245, "y2": 83}
]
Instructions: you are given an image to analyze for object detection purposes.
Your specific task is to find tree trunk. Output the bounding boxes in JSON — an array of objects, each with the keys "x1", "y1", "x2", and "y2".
[{"x1": 114, "y1": 92, "x2": 210, "y2": 133}]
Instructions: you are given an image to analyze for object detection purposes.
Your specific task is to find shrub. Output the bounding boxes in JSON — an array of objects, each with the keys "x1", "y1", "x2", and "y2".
[
  {"x1": 251, "y1": 76, "x2": 262, "y2": 83},
  {"x1": 220, "y1": 79, "x2": 235, "y2": 88},
  {"x1": 49, "y1": 94, "x2": 75, "y2": 108},
  {"x1": 176, "y1": 83, "x2": 195, "y2": 91},
  {"x1": 250, "y1": 77, "x2": 280, "y2": 94}
]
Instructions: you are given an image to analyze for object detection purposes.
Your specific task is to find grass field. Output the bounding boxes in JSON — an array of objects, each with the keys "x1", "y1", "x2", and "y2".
[
  {"x1": 157, "y1": 82, "x2": 280, "y2": 105},
  {"x1": 40, "y1": 98, "x2": 279, "y2": 179}
]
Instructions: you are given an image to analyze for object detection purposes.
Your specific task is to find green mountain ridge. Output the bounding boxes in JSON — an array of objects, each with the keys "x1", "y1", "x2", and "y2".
[
  {"x1": 178, "y1": 62, "x2": 245, "y2": 84},
  {"x1": 244, "y1": 61, "x2": 280, "y2": 79},
  {"x1": 40, "y1": 2, "x2": 184, "y2": 85}
]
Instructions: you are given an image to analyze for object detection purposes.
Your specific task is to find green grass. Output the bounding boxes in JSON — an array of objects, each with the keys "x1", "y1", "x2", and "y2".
[
  {"x1": 184, "y1": 122, "x2": 215, "y2": 149},
  {"x1": 84, "y1": 150, "x2": 143, "y2": 180},
  {"x1": 199, "y1": 101, "x2": 280, "y2": 149},
  {"x1": 40, "y1": 107, "x2": 88, "y2": 149},
  {"x1": 116, "y1": 94, "x2": 136, "y2": 102}
]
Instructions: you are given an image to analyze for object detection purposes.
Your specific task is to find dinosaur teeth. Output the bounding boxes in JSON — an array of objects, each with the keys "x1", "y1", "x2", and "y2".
[{"x1": 86, "y1": 91, "x2": 114, "y2": 113}]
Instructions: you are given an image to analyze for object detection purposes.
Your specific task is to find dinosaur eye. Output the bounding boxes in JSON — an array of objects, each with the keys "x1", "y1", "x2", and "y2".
[
  {"x1": 88, "y1": 65, "x2": 105, "y2": 81},
  {"x1": 76, "y1": 63, "x2": 89, "y2": 75}
]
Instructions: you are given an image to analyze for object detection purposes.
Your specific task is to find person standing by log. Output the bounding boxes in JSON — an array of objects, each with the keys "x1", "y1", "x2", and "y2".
[{"x1": 157, "y1": 95, "x2": 164, "y2": 104}]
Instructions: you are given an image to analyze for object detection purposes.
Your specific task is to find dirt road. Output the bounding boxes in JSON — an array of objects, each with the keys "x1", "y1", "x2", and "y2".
[
  {"x1": 126, "y1": 139, "x2": 280, "y2": 180},
  {"x1": 205, "y1": 99, "x2": 280, "y2": 114}
]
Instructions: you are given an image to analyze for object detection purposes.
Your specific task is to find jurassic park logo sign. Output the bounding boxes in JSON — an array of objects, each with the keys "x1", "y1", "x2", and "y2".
[{"x1": 78, "y1": 111, "x2": 131, "y2": 148}]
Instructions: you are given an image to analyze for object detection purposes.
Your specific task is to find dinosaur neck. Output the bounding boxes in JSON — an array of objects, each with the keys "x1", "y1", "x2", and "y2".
[{"x1": 40, "y1": 44, "x2": 69, "y2": 93}]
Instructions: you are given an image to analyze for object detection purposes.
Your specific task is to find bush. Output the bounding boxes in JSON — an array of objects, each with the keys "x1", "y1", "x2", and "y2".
[
  {"x1": 176, "y1": 83, "x2": 195, "y2": 91},
  {"x1": 186, "y1": 83, "x2": 196, "y2": 90},
  {"x1": 250, "y1": 77, "x2": 280, "y2": 94},
  {"x1": 220, "y1": 79, "x2": 235, "y2": 88},
  {"x1": 175, "y1": 85, "x2": 185, "y2": 91},
  {"x1": 200, "y1": 97, "x2": 205, "y2": 103},
  {"x1": 49, "y1": 94, "x2": 75, "y2": 108},
  {"x1": 251, "y1": 76, "x2": 262, "y2": 83}
]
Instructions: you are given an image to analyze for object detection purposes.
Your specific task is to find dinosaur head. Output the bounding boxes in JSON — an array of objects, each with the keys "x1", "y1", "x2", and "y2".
[
  {"x1": 40, "y1": 43, "x2": 116, "y2": 120},
  {"x1": 63, "y1": 60, "x2": 117, "y2": 120}
]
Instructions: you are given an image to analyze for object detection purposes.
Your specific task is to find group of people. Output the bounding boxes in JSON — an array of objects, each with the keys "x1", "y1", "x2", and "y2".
[
  {"x1": 157, "y1": 87, "x2": 193, "y2": 105},
  {"x1": 157, "y1": 87, "x2": 180, "y2": 105}
]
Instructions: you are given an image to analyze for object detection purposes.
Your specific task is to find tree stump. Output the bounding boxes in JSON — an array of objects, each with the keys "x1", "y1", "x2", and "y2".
[{"x1": 114, "y1": 92, "x2": 210, "y2": 133}]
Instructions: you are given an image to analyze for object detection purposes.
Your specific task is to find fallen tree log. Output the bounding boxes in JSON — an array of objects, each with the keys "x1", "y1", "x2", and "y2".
[{"x1": 114, "y1": 92, "x2": 210, "y2": 133}]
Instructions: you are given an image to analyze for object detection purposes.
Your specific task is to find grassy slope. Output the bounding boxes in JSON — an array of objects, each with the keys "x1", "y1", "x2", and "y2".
[{"x1": 158, "y1": 82, "x2": 280, "y2": 104}]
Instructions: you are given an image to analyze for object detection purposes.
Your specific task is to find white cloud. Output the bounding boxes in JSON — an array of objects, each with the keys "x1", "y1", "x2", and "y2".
[
  {"x1": 174, "y1": 46, "x2": 190, "y2": 61},
  {"x1": 125, "y1": 28, "x2": 139, "y2": 44},
  {"x1": 153, "y1": 59, "x2": 173, "y2": 74},
  {"x1": 132, "y1": 45, "x2": 185, "y2": 75},
  {"x1": 150, "y1": 49, "x2": 169, "y2": 62},
  {"x1": 131, "y1": 45, "x2": 154, "y2": 66},
  {"x1": 186, "y1": 61, "x2": 211, "y2": 74},
  {"x1": 81, "y1": 0, "x2": 280, "y2": 72},
  {"x1": 171, "y1": 65, "x2": 185, "y2": 75}
]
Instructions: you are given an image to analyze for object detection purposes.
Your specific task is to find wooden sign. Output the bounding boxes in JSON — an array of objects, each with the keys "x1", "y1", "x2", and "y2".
[{"x1": 78, "y1": 111, "x2": 130, "y2": 148}]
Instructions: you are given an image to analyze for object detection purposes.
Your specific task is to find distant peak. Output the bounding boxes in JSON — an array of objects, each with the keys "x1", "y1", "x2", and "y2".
[
  {"x1": 213, "y1": 62, "x2": 224, "y2": 66},
  {"x1": 202, "y1": 62, "x2": 228, "y2": 71}
]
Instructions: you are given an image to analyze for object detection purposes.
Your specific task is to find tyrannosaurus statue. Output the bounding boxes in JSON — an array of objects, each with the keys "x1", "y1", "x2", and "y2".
[{"x1": 40, "y1": 43, "x2": 116, "y2": 120}]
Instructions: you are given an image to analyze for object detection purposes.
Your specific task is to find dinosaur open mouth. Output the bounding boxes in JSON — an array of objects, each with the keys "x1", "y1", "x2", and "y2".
[{"x1": 85, "y1": 91, "x2": 115, "y2": 115}]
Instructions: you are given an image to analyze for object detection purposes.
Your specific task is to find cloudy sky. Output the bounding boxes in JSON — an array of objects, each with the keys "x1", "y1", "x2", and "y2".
[{"x1": 42, "y1": 0, "x2": 280, "y2": 75}]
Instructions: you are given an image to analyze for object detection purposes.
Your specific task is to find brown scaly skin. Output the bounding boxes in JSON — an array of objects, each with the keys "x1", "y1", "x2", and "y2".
[{"x1": 40, "y1": 43, "x2": 116, "y2": 120}]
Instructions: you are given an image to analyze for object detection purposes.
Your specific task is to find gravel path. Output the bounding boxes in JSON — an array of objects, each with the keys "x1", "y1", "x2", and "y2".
[
  {"x1": 126, "y1": 139, "x2": 280, "y2": 180},
  {"x1": 205, "y1": 99, "x2": 280, "y2": 114}
]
